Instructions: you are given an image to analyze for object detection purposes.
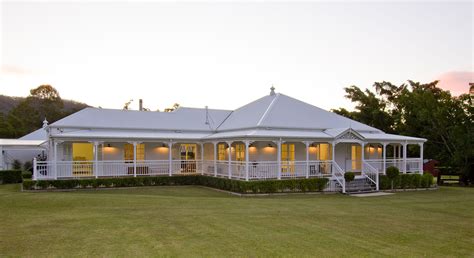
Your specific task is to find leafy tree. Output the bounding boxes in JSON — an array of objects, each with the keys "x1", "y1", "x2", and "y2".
[
  {"x1": 164, "y1": 103, "x2": 180, "y2": 112},
  {"x1": 7, "y1": 85, "x2": 64, "y2": 136},
  {"x1": 335, "y1": 80, "x2": 474, "y2": 183},
  {"x1": 123, "y1": 99, "x2": 133, "y2": 110},
  {"x1": 30, "y1": 85, "x2": 61, "y2": 101},
  {"x1": 332, "y1": 86, "x2": 394, "y2": 133}
]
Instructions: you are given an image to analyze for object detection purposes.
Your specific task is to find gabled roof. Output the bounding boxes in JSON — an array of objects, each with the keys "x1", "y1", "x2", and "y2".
[
  {"x1": 218, "y1": 93, "x2": 380, "y2": 132},
  {"x1": 43, "y1": 90, "x2": 425, "y2": 143},
  {"x1": 19, "y1": 128, "x2": 48, "y2": 141},
  {"x1": 50, "y1": 107, "x2": 232, "y2": 132}
]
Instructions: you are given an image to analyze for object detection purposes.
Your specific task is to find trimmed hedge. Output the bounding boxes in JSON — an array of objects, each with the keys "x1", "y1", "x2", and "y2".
[
  {"x1": 22, "y1": 171, "x2": 32, "y2": 179},
  {"x1": 0, "y1": 170, "x2": 23, "y2": 184},
  {"x1": 22, "y1": 176, "x2": 330, "y2": 194},
  {"x1": 379, "y1": 173, "x2": 434, "y2": 190}
]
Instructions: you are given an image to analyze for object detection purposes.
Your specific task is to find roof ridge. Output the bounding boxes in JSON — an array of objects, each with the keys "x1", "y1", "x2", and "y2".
[
  {"x1": 256, "y1": 93, "x2": 279, "y2": 127},
  {"x1": 215, "y1": 110, "x2": 234, "y2": 131}
]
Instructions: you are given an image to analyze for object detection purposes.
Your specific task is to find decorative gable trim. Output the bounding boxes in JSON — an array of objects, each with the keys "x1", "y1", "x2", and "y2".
[{"x1": 333, "y1": 128, "x2": 365, "y2": 144}]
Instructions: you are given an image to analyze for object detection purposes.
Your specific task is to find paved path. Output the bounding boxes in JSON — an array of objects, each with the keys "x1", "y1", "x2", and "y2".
[{"x1": 349, "y1": 192, "x2": 394, "y2": 197}]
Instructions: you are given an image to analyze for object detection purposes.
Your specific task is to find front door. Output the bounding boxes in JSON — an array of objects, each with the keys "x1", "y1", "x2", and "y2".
[
  {"x1": 281, "y1": 143, "x2": 295, "y2": 174},
  {"x1": 349, "y1": 144, "x2": 362, "y2": 172},
  {"x1": 180, "y1": 144, "x2": 196, "y2": 173}
]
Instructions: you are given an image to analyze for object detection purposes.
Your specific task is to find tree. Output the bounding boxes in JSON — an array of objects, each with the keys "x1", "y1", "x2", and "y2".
[
  {"x1": 30, "y1": 85, "x2": 61, "y2": 101},
  {"x1": 334, "y1": 80, "x2": 474, "y2": 183},
  {"x1": 332, "y1": 86, "x2": 394, "y2": 133},
  {"x1": 6, "y1": 85, "x2": 65, "y2": 136},
  {"x1": 123, "y1": 99, "x2": 133, "y2": 110},
  {"x1": 164, "y1": 103, "x2": 180, "y2": 112}
]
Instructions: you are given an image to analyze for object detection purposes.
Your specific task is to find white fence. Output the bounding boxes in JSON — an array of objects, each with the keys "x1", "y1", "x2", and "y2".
[
  {"x1": 366, "y1": 158, "x2": 423, "y2": 174},
  {"x1": 33, "y1": 158, "x2": 422, "y2": 181}
]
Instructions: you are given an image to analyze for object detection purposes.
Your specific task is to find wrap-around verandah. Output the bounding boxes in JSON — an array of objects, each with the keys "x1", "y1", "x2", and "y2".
[{"x1": 34, "y1": 138, "x2": 424, "y2": 192}]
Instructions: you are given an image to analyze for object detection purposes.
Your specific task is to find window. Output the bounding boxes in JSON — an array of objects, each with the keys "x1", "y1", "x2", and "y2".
[
  {"x1": 281, "y1": 143, "x2": 295, "y2": 173},
  {"x1": 318, "y1": 143, "x2": 331, "y2": 160},
  {"x1": 72, "y1": 143, "x2": 93, "y2": 176},
  {"x1": 180, "y1": 144, "x2": 196, "y2": 160},
  {"x1": 72, "y1": 143, "x2": 93, "y2": 161},
  {"x1": 124, "y1": 143, "x2": 145, "y2": 161},
  {"x1": 235, "y1": 144, "x2": 245, "y2": 161},
  {"x1": 351, "y1": 145, "x2": 362, "y2": 170},
  {"x1": 218, "y1": 143, "x2": 226, "y2": 160}
]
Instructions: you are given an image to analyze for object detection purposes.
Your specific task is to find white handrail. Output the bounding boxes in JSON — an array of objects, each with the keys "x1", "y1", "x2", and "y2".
[
  {"x1": 332, "y1": 161, "x2": 346, "y2": 193},
  {"x1": 363, "y1": 161, "x2": 379, "y2": 190}
]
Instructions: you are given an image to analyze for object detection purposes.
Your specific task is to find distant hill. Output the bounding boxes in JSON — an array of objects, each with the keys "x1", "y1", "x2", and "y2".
[{"x1": 0, "y1": 95, "x2": 90, "y2": 114}]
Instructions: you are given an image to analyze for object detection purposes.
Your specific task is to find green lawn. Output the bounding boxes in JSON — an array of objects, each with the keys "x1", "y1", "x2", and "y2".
[{"x1": 0, "y1": 185, "x2": 473, "y2": 257}]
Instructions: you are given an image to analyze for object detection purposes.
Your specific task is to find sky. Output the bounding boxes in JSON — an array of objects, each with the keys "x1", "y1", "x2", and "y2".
[{"x1": 1, "y1": 1, "x2": 473, "y2": 112}]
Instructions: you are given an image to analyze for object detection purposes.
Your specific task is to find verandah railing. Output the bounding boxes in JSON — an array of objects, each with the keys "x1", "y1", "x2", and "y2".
[
  {"x1": 33, "y1": 159, "x2": 421, "y2": 183},
  {"x1": 34, "y1": 160, "x2": 336, "y2": 181}
]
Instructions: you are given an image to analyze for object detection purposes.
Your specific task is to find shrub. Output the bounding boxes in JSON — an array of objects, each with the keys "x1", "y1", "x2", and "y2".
[
  {"x1": 379, "y1": 174, "x2": 433, "y2": 190},
  {"x1": 344, "y1": 172, "x2": 355, "y2": 182},
  {"x1": 386, "y1": 166, "x2": 400, "y2": 190},
  {"x1": 21, "y1": 176, "x2": 329, "y2": 194},
  {"x1": 23, "y1": 161, "x2": 33, "y2": 172},
  {"x1": 400, "y1": 174, "x2": 411, "y2": 189},
  {"x1": 0, "y1": 170, "x2": 22, "y2": 184},
  {"x1": 22, "y1": 171, "x2": 32, "y2": 179},
  {"x1": 22, "y1": 179, "x2": 35, "y2": 190},
  {"x1": 421, "y1": 173, "x2": 434, "y2": 188},
  {"x1": 411, "y1": 174, "x2": 422, "y2": 188},
  {"x1": 12, "y1": 160, "x2": 22, "y2": 170}
]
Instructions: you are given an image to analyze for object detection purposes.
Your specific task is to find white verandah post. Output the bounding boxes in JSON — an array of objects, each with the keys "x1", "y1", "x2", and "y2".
[
  {"x1": 227, "y1": 141, "x2": 232, "y2": 179},
  {"x1": 305, "y1": 141, "x2": 310, "y2": 178},
  {"x1": 331, "y1": 141, "x2": 336, "y2": 177},
  {"x1": 33, "y1": 157, "x2": 37, "y2": 180},
  {"x1": 133, "y1": 142, "x2": 137, "y2": 177},
  {"x1": 213, "y1": 142, "x2": 217, "y2": 177},
  {"x1": 419, "y1": 142, "x2": 424, "y2": 174},
  {"x1": 0, "y1": 146, "x2": 3, "y2": 171},
  {"x1": 53, "y1": 140, "x2": 58, "y2": 180},
  {"x1": 382, "y1": 143, "x2": 387, "y2": 175},
  {"x1": 168, "y1": 141, "x2": 173, "y2": 176},
  {"x1": 361, "y1": 142, "x2": 365, "y2": 175},
  {"x1": 403, "y1": 142, "x2": 407, "y2": 174},
  {"x1": 93, "y1": 141, "x2": 99, "y2": 179},
  {"x1": 245, "y1": 141, "x2": 250, "y2": 181},
  {"x1": 200, "y1": 143, "x2": 204, "y2": 175},
  {"x1": 277, "y1": 140, "x2": 282, "y2": 180}
]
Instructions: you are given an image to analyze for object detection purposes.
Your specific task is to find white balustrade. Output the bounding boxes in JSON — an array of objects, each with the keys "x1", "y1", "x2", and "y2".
[
  {"x1": 406, "y1": 158, "x2": 422, "y2": 173},
  {"x1": 34, "y1": 159, "x2": 409, "y2": 183},
  {"x1": 248, "y1": 161, "x2": 279, "y2": 180}
]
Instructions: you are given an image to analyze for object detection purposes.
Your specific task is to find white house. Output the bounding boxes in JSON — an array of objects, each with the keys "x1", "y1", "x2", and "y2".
[{"x1": 32, "y1": 88, "x2": 426, "y2": 193}]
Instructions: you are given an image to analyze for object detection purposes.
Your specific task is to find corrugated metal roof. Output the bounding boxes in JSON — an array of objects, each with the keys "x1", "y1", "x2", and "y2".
[
  {"x1": 217, "y1": 93, "x2": 380, "y2": 131},
  {"x1": 53, "y1": 129, "x2": 208, "y2": 140},
  {"x1": 50, "y1": 107, "x2": 232, "y2": 131},
  {"x1": 204, "y1": 129, "x2": 332, "y2": 140},
  {"x1": 0, "y1": 139, "x2": 46, "y2": 146},
  {"x1": 360, "y1": 132, "x2": 426, "y2": 142},
  {"x1": 43, "y1": 91, "x2": 425, "y2": 143},
  {"x1": 19, "y1": 128, "x2": 48, "y2": 140}
]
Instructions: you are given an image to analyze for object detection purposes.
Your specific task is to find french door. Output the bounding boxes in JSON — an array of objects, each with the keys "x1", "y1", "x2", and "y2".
[{"x1": 281, "y1": 143, "x2": 295, "y2": 173}]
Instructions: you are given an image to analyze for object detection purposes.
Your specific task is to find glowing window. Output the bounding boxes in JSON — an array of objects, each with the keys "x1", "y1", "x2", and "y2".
[
  {"x1": 124, "y1": 143, "x2": 145, "y2": 161},
  {"x1": 235, "y1": 144, "x2": 245, "y2": 161},
  {"x1": 218, "y1": 143, "x2": 226, "y2": 160}
]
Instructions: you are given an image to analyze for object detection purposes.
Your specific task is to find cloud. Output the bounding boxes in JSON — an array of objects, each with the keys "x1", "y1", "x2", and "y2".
[
  {"x1": 0, "y1": 65, "x2": 34, "y2": 75},
  {"x1": 436, "y1": 71, "x2": 474, "y2": 96}
]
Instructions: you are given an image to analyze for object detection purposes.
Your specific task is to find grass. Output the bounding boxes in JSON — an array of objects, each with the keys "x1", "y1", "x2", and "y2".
[{"x1": 0, "y1": 185, "x2": 473, "y2": 257}]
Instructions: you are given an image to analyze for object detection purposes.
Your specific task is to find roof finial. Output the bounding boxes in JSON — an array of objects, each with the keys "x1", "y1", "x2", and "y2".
[
  {"x1": 270, "y1": 85, "x2": 276, "y2": 96},
  {"x1": 42, "y1": 118, "x2": 49, "y2": 128}
]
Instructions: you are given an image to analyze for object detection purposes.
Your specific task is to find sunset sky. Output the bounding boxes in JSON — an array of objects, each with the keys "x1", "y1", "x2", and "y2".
[{"x1": 1, "y1": 1, "x2": 472, "y2": 111}]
